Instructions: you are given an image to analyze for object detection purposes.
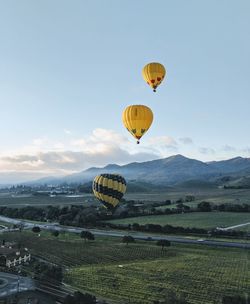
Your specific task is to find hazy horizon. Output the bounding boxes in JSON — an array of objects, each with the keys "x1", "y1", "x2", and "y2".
[{"x1": 1, "y1": 153, "x2": 249, "y2": 185}]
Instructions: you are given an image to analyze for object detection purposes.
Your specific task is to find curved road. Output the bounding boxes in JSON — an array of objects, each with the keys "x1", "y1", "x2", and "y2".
[
  {"x1": 0, "y1": 215, "x2": 249, "y2": 249},
  {"x1": 0, "y1": 272, "x2": 34, "y2": 298}
]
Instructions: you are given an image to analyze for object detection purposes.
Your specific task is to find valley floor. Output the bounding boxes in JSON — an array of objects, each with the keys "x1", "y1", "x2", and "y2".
[
  {"x1": 108, "y1": 211, "x2": 250, "y2": 230},
  {"x1": 2, "y1": 231, "x2": 249, "y2": 304}
]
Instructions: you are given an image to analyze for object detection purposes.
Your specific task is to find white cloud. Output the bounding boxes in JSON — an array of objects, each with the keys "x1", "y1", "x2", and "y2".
[
  {"x1": 33, "y1": 137, "x2": 48, "y2": 146},
  {"x1": 222, "y1": 145, "x2": 236, "y2": 152},
  {"x1": 0, "y1": 129, "x2": 159, "y2": 178},
  {"x1": 1, "y1": 128, "x2": 249, "y2": 183},
  {"x1": 179, "y1": 137, "x2": 193, "y2": 145},
  {"x1": 199, "y1": 147, "x2": 215, "y2": 155}
]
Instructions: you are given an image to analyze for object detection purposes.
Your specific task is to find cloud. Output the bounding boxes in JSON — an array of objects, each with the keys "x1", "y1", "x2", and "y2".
[
  {"x1": 0, "y1": 149, "x2": 158, "y2": 175},
  {"x1": 0, "y1": 129, "x2": 159, "y2": 177},
  {"x1": 222, "y1": 145, "x2": 236, "y2": 152},
  {"x1": 179, "y1": 137, "x2": 193, "y2": 145},
  {"x1": 146, "y1": 136, "x2": 178, "y2": 153},
  {"x1": 199, "y1": 147, "x2": 215, "y2": 154},
  {"x1": 33, "y1": 137, "x2": 48, "y2": 146},
  {"x1": 4, "y1": 128, "x2": 246, "y2": 182},
  {"x1": 241, "y1": 147, "x2": 250, "y2": 154}
]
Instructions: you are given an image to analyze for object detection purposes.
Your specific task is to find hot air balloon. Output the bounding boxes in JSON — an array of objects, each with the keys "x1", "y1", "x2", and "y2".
[
  {"x1": 142, "y1": 62, "x2": 166, "y2": 92},
  {"x1": 122, "y1": 105, "x2": 153, "y2": 144},
  {"x1": 92, "y1": 174, "x2": 126, "y2": 210}
]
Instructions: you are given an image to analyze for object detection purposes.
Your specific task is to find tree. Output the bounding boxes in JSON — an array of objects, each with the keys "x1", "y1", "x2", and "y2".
[
  {"x1": 80, "y1": 230, "x2": 95, "y2": 242},
  {"x1": 156, "y1": 239, "x2": 171, "y2": 251},
  {"x1": 32, "y1": 226, "x2": 41, "y2": 234},
  {"x1": 51, "y1": 230, "x2": 59, "y2": 237},
  {"x1": 197, "y1": 201, "x2": 212, "y2": 212},
  {"x1": 122, "y1": 235, "x2": 135, "y2": 245},
  {"x1": 64, "y1": 295, "x2": 75, "y2": 304},
  {"x1": 185, "y1": 195, "x2": 195, "y2": 202},
  {"x1": 63, "y1": 291, "x2": 96, "y2": 304},
  {"x1": 222, "y1": 295, "x2": 248, "y2": 304},
  {"x1": 33, "y1": 261, "x2": 63, "y2": 282}
]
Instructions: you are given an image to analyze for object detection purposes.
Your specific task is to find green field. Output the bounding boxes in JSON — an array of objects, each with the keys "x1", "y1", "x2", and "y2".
[
  {"x1": 234, "y1": 224, "x2": 250, "y2": 232},
  {"x1": 2, "y1": 231, "x2": 249, "y2": 304},
  {"x1": 67, "y1": 246, "x2": 249, "y2": 304},
  {"x1": 108, "y1": 212, "x2": 250, "y2": 230},
  {"x1": 1, "y1": 187, "x2": 250, "y2": 209},
  {"x1": 0, "y1": 194, "x2": 95, "y2": 207},
  {"x1": 124, "y1": 188, "x2": 250, "y2": 205}
]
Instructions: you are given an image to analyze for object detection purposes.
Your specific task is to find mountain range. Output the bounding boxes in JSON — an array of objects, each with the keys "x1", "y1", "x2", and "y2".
[{"x1": 28, "y1": 154, "x2": 250, "y2": 187}]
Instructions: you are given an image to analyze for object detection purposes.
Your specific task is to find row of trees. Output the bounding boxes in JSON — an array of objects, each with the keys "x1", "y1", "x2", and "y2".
[
  {"x1": 1, "y1": 199, "x2": 249, "y2": 233},
  {"x1": 31, "y1": 226, "x2": 171, "y2": 250},
  {"x1": 122, "y1": 235, "x2": 171, "y2": 250},
  {"x1": 32, "y1": 226, "x2": 96, "y2": 241},
  {"x1": 197, "y1": 201, "x2": 250, "y2": 212},
  {"x1": 107, "y1": 222, "x2": 207, "y2": 235},
  {"x1": 106, "y1": 222, "x2": 247, "y2": 238}
]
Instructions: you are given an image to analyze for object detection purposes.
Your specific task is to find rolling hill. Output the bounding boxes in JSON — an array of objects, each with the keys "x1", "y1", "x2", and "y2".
[{"x1": 28, "y1": 154, "x2": 250, "y2": 187}]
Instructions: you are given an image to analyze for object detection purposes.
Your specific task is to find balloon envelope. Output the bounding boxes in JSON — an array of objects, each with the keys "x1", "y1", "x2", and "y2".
[
  {"x1": 93, "y1": 174, "x2": 127, "y2": 210},
  {"x1": 142, "y1": 62, "x2": 166, "y2": 92},
  {"x1": 122, "y1": 105, "x2": 153, "y2": 144}
]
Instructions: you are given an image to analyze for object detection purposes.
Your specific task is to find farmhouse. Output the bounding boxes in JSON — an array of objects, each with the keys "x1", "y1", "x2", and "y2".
[{"x1": 0, "y1": 242, "x2": 31, "y2": 268}]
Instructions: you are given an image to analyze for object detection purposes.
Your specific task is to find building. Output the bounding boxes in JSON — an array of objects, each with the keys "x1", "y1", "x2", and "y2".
[{"x1": 0, "y1": 242, "x2": 31, "y2": 268}]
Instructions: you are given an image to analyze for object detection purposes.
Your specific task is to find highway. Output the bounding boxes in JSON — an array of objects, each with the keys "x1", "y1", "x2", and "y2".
[{"x1": 0, "y1": 215, "x2": 249, "y2": 249}]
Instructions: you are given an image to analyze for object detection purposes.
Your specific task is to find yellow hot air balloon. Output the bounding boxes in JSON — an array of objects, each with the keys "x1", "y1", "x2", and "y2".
[
  {"x1": 122, "y1": 105, "x2": 153, "y2": 144},
  {"x1": 93, "y1": 174, "x2": 127, "y2": 210},
  {"x1": 142, "y1": 62, "x2": 166, "y2": 92}
]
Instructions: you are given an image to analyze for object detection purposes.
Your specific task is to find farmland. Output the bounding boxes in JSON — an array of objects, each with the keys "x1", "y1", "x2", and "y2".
[
  {"x1": 0, "y1": 193, "x2": 95, "y2": 208},
  {"x1": 124, "y1": 187, "x2": 250, "y2": 205},
  {"x1": 67, "y1": 246, "x2": 249, "y2": 304},
  {"x1": 1, "y1": 187, "x2": 250, "y2": 209},
  {"x1": 2, "y1": 231, "x2": 249, "y2": 304},
  {"x1": 108, "y1": 212, "x2": 250, "y2": 230}
]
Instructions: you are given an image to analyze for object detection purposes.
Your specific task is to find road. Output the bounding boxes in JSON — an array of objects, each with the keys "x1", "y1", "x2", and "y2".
[
  {"x1": 218, "y1": 222, "x2": 250, "y2": 231},
  {"x1": 0, "y1": 215, "x2": 249, "y2": 249},
  {"x1": 0, "y1": 272, "x2": 35, "y2": 298}
]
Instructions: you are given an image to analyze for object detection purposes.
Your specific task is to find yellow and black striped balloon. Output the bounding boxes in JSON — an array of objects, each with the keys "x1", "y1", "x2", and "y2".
[{"x1": 92, "y1": 174, "x2": 127, "y2": 210}]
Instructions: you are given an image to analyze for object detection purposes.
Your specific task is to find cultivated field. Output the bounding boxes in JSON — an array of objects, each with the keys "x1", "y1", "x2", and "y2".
[
  {"x1": 124, "y1": 188, "x2": 250, "y2": 205},
  {"x1": 0, "y1": 194, "x2": 95, "y2": 207},
  {"x1": 1, "y1": 187, "x2": 250, "y2": 209},
  {"x1": 108, "y1": 212, "x2": 250, "y2": 230},
  {"x1": 67, "y1": 246, "x2": 249, "y2": 304},
  {"x1": 2, "y1": 231, "x2": 249, "y2": 304}
]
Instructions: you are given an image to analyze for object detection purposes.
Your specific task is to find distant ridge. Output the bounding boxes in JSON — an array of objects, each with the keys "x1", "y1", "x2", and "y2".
[{"x1": 27, "y1": 154, "x2": 250, "y2": 187}]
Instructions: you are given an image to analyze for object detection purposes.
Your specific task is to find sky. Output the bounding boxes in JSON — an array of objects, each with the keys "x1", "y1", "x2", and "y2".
[{"x1": 0, "y1": 0, "x2": 250, "y2": 183}]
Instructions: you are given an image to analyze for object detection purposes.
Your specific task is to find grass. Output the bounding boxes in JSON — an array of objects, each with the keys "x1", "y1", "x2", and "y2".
[
  {"x1": 107, "y1": 212, "x2": 250, "y2": 230},
  {"x1": 234, "y1": 224, "x2": 250, "y2": 232}
]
